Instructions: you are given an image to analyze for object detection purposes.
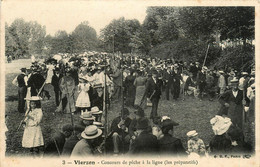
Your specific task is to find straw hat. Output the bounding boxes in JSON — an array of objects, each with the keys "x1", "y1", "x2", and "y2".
[
  {"x1": 187, "y1": 130, "x2": 198, "y2": 137},
  {"x1": 93, "y1": 83, "x2": 103, "y2": 89},
  {"x1": 81, "y1": 125, "x2": 102, "y2": 139},
  {"x1": 24, "y1": 96, "x2": 42, "y2": 101},
  {"x1": 90, "y1": 106, "x2": 103, "y2": 115},
  {"x1": 202, "y1": 66, "x2": 208, "y2": 71},
  {"x1": 230, "y1": 78, "x2": 239, "y2": 83},
  {"x1": 241, "y1": 72, "x2": 248, "y2": 76},
  {"x1": 80, "y1": 112, "x2": 95, "y2": 120},
  {"x1": 93, "y1": 121, "x2": 104, "y2": 129}
]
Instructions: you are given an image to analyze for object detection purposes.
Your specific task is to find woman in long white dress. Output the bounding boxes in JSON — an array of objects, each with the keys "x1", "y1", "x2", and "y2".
[{"x1": 22, "y1": 96, "x2": 44, "y2": 155}]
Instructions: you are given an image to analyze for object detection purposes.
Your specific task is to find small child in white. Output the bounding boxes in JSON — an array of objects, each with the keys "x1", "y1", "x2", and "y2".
[
  {"x1": 75, "y1": 77, "x2": 91, "y2": 114},
  {"x1": 187, "y1": 130, "x2": 206, "y2": 157}
]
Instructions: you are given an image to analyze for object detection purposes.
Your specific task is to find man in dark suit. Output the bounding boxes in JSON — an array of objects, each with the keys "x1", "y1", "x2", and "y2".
[
  {"x1": 219, "y1": 78, "x2": 244, "y2": 128},
  {"x1": 196, "y1": 66, "x2": 207, "y2": 100},
  {"x1": 129, "y1": 118, "x2": 159, "y2": 155},
  {"x1": 172, "y1": 64, "x2": 182, "y2": 100},
  {"x1": 145, "y1": 70, "x2": 162, "y2": 120},
  {"x1": 17, "y1": 68, "x2": 28, "y2": 113},
  {"x1": 163, "y1": 66, "x2": 174, "y2": 100},
  {"x1": 159, "y1": 118, "x2": 186, "y2": 156},
  {"x1": 110, "y1": 108, "x2": 132, "y2": 154},
  {"x1": 51, "y1": 68, "x2": 63, "y2": 106},
  {"x1": 27, "y1": 65, "x2": 45, "y2": 96},
  {"x1": 44, "y1": 124, "x2": 74, "y2": 157}
]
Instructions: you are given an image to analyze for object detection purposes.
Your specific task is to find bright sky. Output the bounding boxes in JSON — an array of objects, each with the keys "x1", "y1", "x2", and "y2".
[{"x1": 2, "y1": 1, "x2": 148, "y2": 36}]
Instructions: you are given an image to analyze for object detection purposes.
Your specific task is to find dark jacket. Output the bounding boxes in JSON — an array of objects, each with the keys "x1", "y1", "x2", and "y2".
[
  {"x1": 61, "y1": 135, "x2": 80, "y2": 157},
  {"x1": 196, "y1": 71, "x2": 206, "y2": 85},
  {"x1": 159, "y1": 134, "x2": 186, "y2": 156},
  {"x1": 209, "y1": 134, "x2": 232, "y2": 154},
  {"x1": 44, "y1": 132, "x2": 66, "y2": 157},
  {"x1": 128, "y1": 118, "x2": 138, "y2": 137},
  {"x1": 219, "y1": 90, "x2": 244, "y2": 127},
  {"x1": 172, "y1": 71, "x2": 182, "y2": 86},
  {"x1": 163, "y1": 70, "x2": 174, "y2": 86},
  {"x1": 129, "y1": 131, "x2": 159, "y2": 154},
  {"x1": 27, "y1": 73, "x2": 45, "y2": 96},
  {"x1": 111, "y1": 116, "x2": 132, "y2": 136},
  {"x1": 17, "y1": 73, "x2": 26, "y2": 87},
  {"x1": 51, "y1": 73, "x2": 63, "y2": 92},
  {"x1": 145, "y1": 78, "x2": 162, "y2": 100}
]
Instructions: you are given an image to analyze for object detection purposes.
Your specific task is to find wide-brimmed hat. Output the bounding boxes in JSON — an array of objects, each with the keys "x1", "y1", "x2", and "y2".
[
  {"x1": 80, "y1": 112, "x2": 95, "y2": 120},
  {"x1": 230, "y1": 78, "x2": 239, "y2": 83},
  {"x1": 219, "y1": 70, "x2": 224, "y2": 74},
  {"x1": 93, "y1": 83, "x2": 103, "y2": 89},
  {"x1": 81, "y1": 125, "x2": 102, "y2": 139},
  {"x1": 24, "y1": 96, "x2": 42, "y2": 101},
  {"x1": 90, "y1": 106, "x2": 103, "y2": 115},
  {"x1": 136, "y1": 118, "x2": 150, "y2": 130},
  {"x1": 202, "y1": 66, "x2": 208, "y2": 71},
  {"x1": 93, "y1": 121, "x2": 104, "y2": 129},
  {"x1": 79, "y1": 76, "x2": 88, "y2": 81},
  {"x1": 187, "y1": 130, "x2": 198, "y2": 137},
  {"x1": 229, "y1": 71, "x2": 235, "y2": 76},
  {"x1": 241, "y1": 72, "x2": 248, "y2": 76},
  {"x1": 161, "y1": 117, "x2": 179, "y2": 128},
  {"x1": 210, "y1": 115, "x2": 232, "y2": 135}
]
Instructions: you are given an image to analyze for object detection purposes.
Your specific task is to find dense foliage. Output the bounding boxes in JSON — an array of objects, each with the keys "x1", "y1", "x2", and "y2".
[{"x1": 5, "y1": 7, "x2": 255, "y2": 70}]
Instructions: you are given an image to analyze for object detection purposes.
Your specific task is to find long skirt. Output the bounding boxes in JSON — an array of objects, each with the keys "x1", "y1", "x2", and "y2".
[
  {"x1": 135, "y1": 85, "x2": 146, "y2": 107},
  {"x1": 22, "y1": 126, "x2": 44, "y2": 148},
  {"x1": 76, "y1": 91, "x2": 90, "y2": 108}
]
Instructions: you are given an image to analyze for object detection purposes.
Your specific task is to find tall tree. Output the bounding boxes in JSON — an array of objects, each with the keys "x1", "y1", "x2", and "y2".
[
  {"x1": 5, "y1": 23, "x2": 18, "y2": 57},
  {"x1": 28, "y1": 21, "x2": 46, "y2": 55},
  {"x1": 100, "y1": 17, "x2": 141, "y2": 53},
  {"x1": 71, "y1": 21, "x2": 98, "y2": 53}
]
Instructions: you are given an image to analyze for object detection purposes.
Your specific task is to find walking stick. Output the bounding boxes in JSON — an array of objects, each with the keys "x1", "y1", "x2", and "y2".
[
  {"x1": 242, "y1": 88, "x2": 246, "y2": 132},
  {"x1": 17, "y1": 109, "x2": 31, "y2": 131},
  {"x1": 202, "y1": 44, "x2": 210, "y2": 67},
  {"x1": 120, "y1": 54, "x2": 125, "y2": 154},
  {"x1": 103, "y1": 57, "x2": 108, "y2": 154},
  {"x1": 182, "y1": 55, "x2": 185, "y2": 101},
  {"x1": 37, "y1": 79, "x2": 47, "y2": 97},
  {"x1": 53, "y1": 138, "x2": 61, "y2": 156}
]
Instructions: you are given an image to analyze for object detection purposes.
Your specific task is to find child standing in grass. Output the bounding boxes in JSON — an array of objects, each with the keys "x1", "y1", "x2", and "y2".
[
  {"x1": 186, "y1": 130, "x2": 206, "y2": 157},
  {"x1": 75, "y1": 77, "x2": 91, "y2": 114},
  {"x1": 22, "y1": 96, "x2": 44, "y2": 155}
]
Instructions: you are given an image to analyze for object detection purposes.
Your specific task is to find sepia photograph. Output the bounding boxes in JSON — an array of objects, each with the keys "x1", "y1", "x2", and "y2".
[{"x1": 1, "y1": 1, "x2": 259, "y2": 167}]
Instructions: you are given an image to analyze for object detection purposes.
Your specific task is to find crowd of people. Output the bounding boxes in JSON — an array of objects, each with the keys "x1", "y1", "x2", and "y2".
[{"x1": 12, "y1": 51, "x2": 255, "y2": 157}]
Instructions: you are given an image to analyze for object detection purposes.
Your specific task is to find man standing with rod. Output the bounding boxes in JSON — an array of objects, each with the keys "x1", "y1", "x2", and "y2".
[
  {"x1": 203, "y1": 44, "x2": 210, "y2": 67},
  {"x1": 145, "y1": 70, "x2": 162, "y2": 122}
]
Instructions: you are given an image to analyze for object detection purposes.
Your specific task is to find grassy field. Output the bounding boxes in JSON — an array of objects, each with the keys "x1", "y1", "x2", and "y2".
[{"x1": 5, "y1": 59, "x2": 220, "y2": 156}]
